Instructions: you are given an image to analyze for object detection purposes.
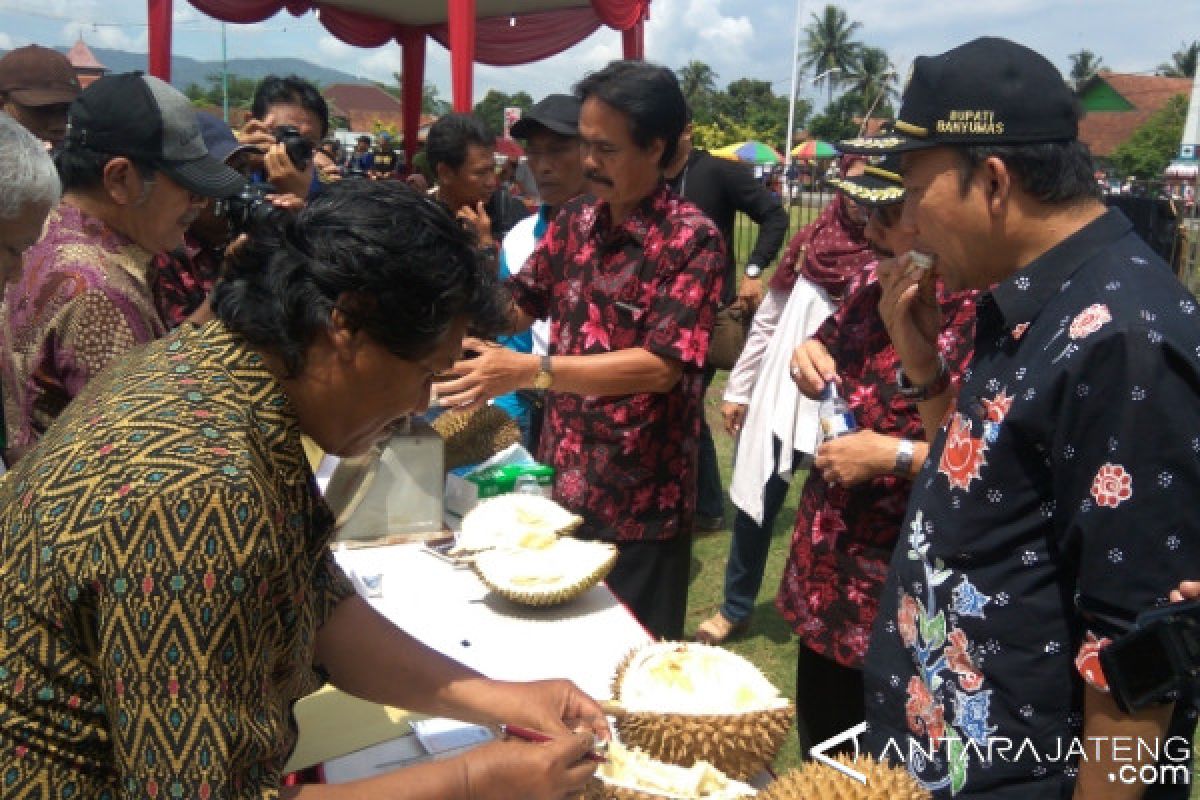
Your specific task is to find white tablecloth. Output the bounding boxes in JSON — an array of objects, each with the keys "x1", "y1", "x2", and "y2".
[{"x1": 289, "y1": 543, "x2": 652, "y2": 780}]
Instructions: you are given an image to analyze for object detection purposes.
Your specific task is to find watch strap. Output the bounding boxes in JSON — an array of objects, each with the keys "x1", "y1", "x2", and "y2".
[
  {"x1": 896, "y1": 353, "x2": 951, "y2": 402},
  {"x1": 893, "y1": 438, "x2": 915, "y2": 477}
]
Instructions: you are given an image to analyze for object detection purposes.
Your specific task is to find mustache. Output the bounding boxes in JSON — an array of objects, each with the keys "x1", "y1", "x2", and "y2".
[{"x1": 585, "y1": 170, "x2": 613, "y2": 187}]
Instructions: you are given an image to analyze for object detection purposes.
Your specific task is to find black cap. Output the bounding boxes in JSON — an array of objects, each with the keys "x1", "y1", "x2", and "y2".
[
  {"x1": 66, "y1": 72, "x2": 245, "y2": 199},
  {"x1": 830, "y1": 153, "x2": 905, "y2": 206},
  {"x1": 510, "y1": 94, "x2": 581, "y2": 139},
  {"x1": 839, "y1": 37, "x2": 1078, "y2": 155}
]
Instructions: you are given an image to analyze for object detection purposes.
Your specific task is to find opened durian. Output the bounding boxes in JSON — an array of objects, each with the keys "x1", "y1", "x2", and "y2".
[
  {"x1": 453, "y1": 492, "x2": 583, "y2": 555},
  {"x1": 611, "y1": 643, "x2": 794, "y2": 780},
  {"x1": 432, "y1": 405, "x2": 522, "y2": 470},
  {"x1": 474, "y1": 537, "x2": 617, "y2": 606},
  {"x1": 585, "y1": 740, "x2": 757, "y2": 799},
  {"x1": 759, "y1": 755, "x2": 929, "y2": 800}
]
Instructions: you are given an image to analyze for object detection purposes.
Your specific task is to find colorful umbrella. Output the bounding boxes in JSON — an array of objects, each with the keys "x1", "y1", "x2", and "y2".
[
  {"x1": 713, "y1": 140, "x2": 783, "y2": 165},
  {"x1": 791, "y1": 139, "x2": 838, "y2": 160}
]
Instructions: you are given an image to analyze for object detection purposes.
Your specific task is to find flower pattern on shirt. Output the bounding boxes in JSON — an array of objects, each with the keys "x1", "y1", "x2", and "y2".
[
  {"x1": 866, "y1": 210, "x2": 1200, "y2": 797},
  {"x1": 507, "y1": 185, "x2": 725, "y2": 541},
  {"x1": 1090, "y1": 462, "x2": 1133, "y2": 508},
  {"x1": 776, "y1": 265, "x2": 977, "y2": 668}
]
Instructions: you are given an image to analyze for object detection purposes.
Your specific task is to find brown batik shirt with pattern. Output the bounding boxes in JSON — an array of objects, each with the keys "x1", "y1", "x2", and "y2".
[
  {"x1": 0, "y1": 319, "x2": 356, "y2": 798},
  {"x1": 0, "y1": 202, "x2": 168, "y2": 464}
]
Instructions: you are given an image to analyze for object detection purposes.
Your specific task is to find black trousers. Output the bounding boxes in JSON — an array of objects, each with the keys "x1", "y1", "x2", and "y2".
[
  {"x1": 795, "y1": 644, "x2": 865, "y2": 759},
  {"x1": 602, "y1": 533, "x2": 693, "y2": 641}
]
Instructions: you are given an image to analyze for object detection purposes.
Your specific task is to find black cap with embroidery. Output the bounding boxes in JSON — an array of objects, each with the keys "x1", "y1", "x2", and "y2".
[
  {"x1": 829, "y1": 152, "x2": 905, "y2": 206},
  {"x1": 838, "y1": 37, "x2": 1078, "y2": 155}
]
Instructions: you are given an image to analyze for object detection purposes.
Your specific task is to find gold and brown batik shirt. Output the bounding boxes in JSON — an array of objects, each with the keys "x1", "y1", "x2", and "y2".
[{"x1": 0, "y1": 319, "x2": 356, "y2": 798}]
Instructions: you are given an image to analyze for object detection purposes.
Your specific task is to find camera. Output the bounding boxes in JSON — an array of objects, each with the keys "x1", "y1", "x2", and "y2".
[
  {"x1": 343, "y1": 166, "x2": 370, "y2": 180},
  {"x1": 214, "y1": 181, "x2": 281, "y2": 235},
  {"x1": 1100, "y1": 598, "x2": 1200, "y2": 712},
  {"x1": 273, "y1": 124, "x2": 313, "y2": 171}
]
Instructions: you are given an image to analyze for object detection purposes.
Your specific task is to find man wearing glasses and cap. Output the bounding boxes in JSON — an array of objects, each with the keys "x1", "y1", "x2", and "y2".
[
  {"x1": 0, "y1": 72, "x2": 244, "y2": 465},
  {"x1": 0, "y1": 44, "x2": 81, "y2": 149},
  {"x1": 842, "y1": 37, "x2": 1200, "y2": 797}
]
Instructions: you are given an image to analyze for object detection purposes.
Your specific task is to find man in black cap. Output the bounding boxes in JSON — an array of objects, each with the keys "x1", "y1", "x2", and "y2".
[
  {"x1": 488, "y1": 94, "x2": 589, "y2": 446},
  {"x1": 841, "y1": 37, "x2": 1200, "y2": 797},
  {"x1": 0, "y1": 72, "x2": 244, "y2": 463},
  {"x1": 0, "y1": 44, "x2": 81, "y2": 147}
]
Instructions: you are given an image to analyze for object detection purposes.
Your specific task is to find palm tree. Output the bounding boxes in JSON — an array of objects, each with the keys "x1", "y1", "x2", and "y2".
[
  {"x1": 1068, "y1": 50, "x2": 1105, "y2": 91},
  {"x1": 845, "y1": 46, "x2": 897, "y2": 121},
  {"x1": 800, "y1": 4, "x2": 862, "y2": 105},
  {"x1": 677, "y1": 61, "x2": 718, "y2": 116},
  {"x1": 1158, "y1": 41, "x2": 1199, "y2": 78}
]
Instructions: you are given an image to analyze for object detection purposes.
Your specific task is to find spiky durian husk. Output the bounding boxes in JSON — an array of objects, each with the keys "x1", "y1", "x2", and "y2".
[
  {"x1": 432, "y1": 405, "x2": 521, "y2": 470},
  {"x1": 759, "y1": 755, "x2": 929, "y2": 800},
  {"x1": 474, "y1": 543, "x2": 617, "y2": 607},
  {"x1": 611, "y1": 645, "x2": 795, "y2": 781}
]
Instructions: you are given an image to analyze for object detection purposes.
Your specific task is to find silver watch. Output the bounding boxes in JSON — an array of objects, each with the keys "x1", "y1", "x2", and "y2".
[
  {"x1": 743, "y1": 263, "x2": 763, "y2": 279},
  {"x1": 893, "y1": 438, "x2": 915, "y2": 477}
]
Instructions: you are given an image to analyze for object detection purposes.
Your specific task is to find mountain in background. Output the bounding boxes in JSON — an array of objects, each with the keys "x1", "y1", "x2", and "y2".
[{"x1": 0, "y1": 45, "x2": 372, "y2": 90}]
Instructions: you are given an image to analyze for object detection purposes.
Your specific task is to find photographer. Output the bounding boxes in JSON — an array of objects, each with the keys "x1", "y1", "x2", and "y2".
[
  {"x1": 238, "y1": 74, "x2": 338, "y2": 200},
  {"x1": 153, "y1": 112, "x2": 300, "y2": 328},
  {"x1": 0, "y1": 73, "x2": 244, "y2": 465}
]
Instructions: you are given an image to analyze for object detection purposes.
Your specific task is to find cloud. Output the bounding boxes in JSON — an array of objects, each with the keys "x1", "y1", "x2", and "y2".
[
  {"x1": 317, "y1": 35, "x2": 354, "y2": 60},
  {"x1": 60, "y1": 21, "x2": 145, "y2": 52},
  {"x1": 358, "y1": 45, "x2": 404, "y2": 83}
]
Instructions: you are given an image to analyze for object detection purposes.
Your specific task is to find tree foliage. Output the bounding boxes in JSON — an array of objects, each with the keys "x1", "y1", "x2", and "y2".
[
  {"x1": 807, "y1": 91, "x2": 878, "y2": 142},
  {"x1": 183, "y1": 73, "x2": 259, "y2": 110},
  {"x1": 1158, "y1": 41, "x2": 1199, "y2": 78},
  {"x1": 1068, "y1": 49, "x2": 1105, "y2": 90},
  {"x1": 677, "y1": 61, "x2": 719, "y2": 121},
  {"x1": 801, "y1": 4, "x2": 862, "y2": 104},
  {"x1": 1111, "y1": 94, "x2": 1188, "y2": 179},
  {"x1": 472, "y1": 89, "x2": 533, "y2": 136},
  {"x1": 844, "y1": 46, "x2": 897, "y2": 120}
]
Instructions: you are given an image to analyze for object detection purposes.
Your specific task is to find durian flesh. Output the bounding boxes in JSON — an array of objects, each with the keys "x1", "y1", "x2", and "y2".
[
  {"x1": 473, "y1": 537, "x2": 617, "y2": 606},
  {"x1": 453, "y1": 493, "x2": 583, "y2": 554},
  {"x1": 594, "y1": 741, "x2": 756, "y2": 799},
  {"x1": 617, "y1": 643, "x2": 788, "y2": 714}
]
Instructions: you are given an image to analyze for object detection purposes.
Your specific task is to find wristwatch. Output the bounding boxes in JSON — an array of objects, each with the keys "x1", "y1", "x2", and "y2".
[
  {"x1": 532, "y1": 354, "x2": 554, "y2": 390},
  {"x1": 893, "y1": 438, "x2": 915, "y2": 477},
  {"x1": 743, "y1": 263, "x2": 763, "y2": 279},
  {"x1": 896, "y1": 353, "x2": 951, "y2": 402}
]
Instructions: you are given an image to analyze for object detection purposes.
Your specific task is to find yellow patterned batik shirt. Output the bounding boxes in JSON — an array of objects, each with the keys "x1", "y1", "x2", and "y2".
[{"x1": 0, "y1": 320, "x2": 356, "y2": 798}]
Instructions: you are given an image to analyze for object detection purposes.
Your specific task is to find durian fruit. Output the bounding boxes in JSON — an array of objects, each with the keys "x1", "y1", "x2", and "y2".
[
  {"x1": 453, "y1": 492, "x2": 583, "y2": 555},
  {"x1": 610, "y1": 643, "x2": 794, "y2": 781},
  {"x1": 758, "y1": 755, "x2": 929, "y2": 800},
  {"x1": 473, "y1": 537, "x2": 617, "y2": 606},
  {"x1": 584, "y1": 740, "x2": 757, "y2": 799},
  {"x1": 432, "y1": 405, "x2": 521, "y2": 470}
]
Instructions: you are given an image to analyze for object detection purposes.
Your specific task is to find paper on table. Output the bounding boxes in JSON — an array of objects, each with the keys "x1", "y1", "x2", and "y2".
[{"x1": 410, "y1": 718, "x2": 494, "y2": 755}]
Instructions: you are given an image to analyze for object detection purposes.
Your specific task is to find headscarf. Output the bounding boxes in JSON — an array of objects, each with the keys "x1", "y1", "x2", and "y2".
[{"x1": 769, "y1": 155, "x2": 873, "y2": 299}]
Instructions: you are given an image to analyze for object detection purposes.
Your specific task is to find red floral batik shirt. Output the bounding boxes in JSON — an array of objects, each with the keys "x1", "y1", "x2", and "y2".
[
  {"x1": 508, "y1": 185, "x2": 725, "y2": 541},
  {"x1": 776, "y1": 263, "x2": 977, "y2": 668}
]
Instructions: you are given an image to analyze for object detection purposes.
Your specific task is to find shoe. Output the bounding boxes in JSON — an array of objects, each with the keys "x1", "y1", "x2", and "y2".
[
  {"x1": 694, "y1": 611, "x2": 749, "y2": 645},
  {"x1": 694, "y1": 513, "x2": 726, "y2": 533}
]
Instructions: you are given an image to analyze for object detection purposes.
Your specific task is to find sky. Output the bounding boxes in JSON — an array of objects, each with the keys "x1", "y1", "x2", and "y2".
[{"x1": 0, "y1": 0, "x2": 1193, "y2": 110}]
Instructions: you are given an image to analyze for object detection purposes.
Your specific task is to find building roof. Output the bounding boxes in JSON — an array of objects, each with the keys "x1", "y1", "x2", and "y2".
[
  {"x1": 322, "y1": 83, "x2": 403, "y2": 115},
  {"x1": 65, "y1": 37, "x2": 106, "y2": 71},
  {"x1": 1078, "y1": 72, "x2": 1192, "y2": 159}
]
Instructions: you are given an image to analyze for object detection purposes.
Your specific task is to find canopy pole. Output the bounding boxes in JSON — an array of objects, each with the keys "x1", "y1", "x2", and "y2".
[
  {"x1": 401, "y1": 28, "x2": 426, "y2": 173},
  {"x1": 449, "y1": 0, "x2": 476, "y2": 112},
  {"x1": 621, "y1": 17, "x2": 644, "y2": 60},
  {"x1": 147, "y1": 0, "x2": 173, "y2": 82}
]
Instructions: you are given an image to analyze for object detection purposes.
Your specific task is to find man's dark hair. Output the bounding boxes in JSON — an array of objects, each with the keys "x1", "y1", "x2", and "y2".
[
  {"x1": 425, "y1": 113, "x2": 494, "y2": 174},
  {"x1": 56, "y1": 147, "x2": 155, "y2": 193},
  {"x1": 212, "y1": 181, "x2": 507, "y2": 377},
  {"x1": 574, "y1": 61, "x2": 687, "y2": 169},
  {"x1": 251, "y1": 74, "x2": 330, "y2": 139},
  {"x1": 956, "y1": 139, "x2": 1101, "y2": 206}
]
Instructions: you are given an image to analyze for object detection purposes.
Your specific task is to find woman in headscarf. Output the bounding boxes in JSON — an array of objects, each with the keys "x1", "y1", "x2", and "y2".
[{"x1": 697, "y1": 156, "x2": 873, "y2": 647}]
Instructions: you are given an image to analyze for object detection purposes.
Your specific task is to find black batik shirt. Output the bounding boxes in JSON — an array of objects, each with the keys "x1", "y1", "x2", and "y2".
[{"x1": 865, "y1": 209, "x2": 1200, "y2": 798}]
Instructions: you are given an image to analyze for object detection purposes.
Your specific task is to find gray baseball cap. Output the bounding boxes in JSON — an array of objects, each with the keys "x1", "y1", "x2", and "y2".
[{"x1": 65, "y1": 72, "x2": 245, "y2": 199}]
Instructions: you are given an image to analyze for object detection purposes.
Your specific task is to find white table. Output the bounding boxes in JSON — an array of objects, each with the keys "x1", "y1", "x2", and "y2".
[{"x1": 287, "y1": 543, "x2": 652, "y2": 780}]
